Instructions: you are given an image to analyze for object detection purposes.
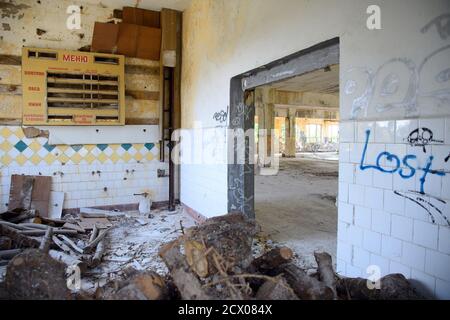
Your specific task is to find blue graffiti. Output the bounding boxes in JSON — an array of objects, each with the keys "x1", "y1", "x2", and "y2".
[{"x1": 360, "y1": 130, "x2": 446, "y2": 194}]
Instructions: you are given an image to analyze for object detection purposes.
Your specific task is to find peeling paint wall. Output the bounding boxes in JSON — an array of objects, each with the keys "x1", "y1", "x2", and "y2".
[{"x1": 180, "y1": 0, "x2": 450, "y2": 299}]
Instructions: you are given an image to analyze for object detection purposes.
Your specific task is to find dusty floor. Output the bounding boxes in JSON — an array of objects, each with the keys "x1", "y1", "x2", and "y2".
[{"x1": 255, "y1": 153, "x2": 338, "y2": 270}]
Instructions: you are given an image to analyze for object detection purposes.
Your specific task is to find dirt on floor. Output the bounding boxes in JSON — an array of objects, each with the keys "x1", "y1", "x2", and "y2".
[{"x1": 255, "y1": 154, "x2": 338, "y2": 271}]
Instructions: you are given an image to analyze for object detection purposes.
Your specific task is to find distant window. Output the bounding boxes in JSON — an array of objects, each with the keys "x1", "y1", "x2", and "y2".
[
  {"x1": 327, "y1": 124, "x2": 339, "y2": 143},
  {"x1": 305, "y1": 124, "x2": 322, "y2": 143}
]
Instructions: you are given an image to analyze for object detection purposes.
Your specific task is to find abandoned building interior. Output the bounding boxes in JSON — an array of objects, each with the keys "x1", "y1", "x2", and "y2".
[{"x1": 0, "y1": 0, "x2": 449, "y2": 301}]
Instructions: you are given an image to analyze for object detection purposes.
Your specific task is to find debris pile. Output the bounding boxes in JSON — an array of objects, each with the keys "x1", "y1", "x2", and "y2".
[{"x1": 0, "y1": 211, "x2": 423, "y2": 300}]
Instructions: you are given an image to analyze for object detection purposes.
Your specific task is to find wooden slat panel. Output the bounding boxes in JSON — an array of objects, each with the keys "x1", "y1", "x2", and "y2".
[
  {"x1": 48, "y1": 108, "x2": 118, "y2": 117},
  {"x1": 125, "y1": 97, "x2": 159, "y2": 119},
  {"x1": 47, "y1": 97, "x2": 118, "y2": 104},
  {"x1": 48, "y1": 88, "x2": 118, "y2": 95},
  {"x1": 47, "y1": 78, "x2": 118, "y2": 85}
]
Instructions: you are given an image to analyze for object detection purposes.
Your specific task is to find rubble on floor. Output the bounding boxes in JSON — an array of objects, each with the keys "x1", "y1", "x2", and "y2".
[{"x1": 0, "y1": 209, "x2": 424, "y2": 300}]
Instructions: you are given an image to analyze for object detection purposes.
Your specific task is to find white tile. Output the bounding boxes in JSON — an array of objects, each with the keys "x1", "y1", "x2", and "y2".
[
  {"x1": 370, "y1": 253, "x2": 390, "y2": 276},
  {"x1": 382, "y1": 235, "x2": 403, "y2": 261},
  {"x1": 339, "y1": 201, "x2": 354, "y2": 224},
  {"x1": 340, "y1": 121, "x2": 355, "y2": 143},
  {"x1": 363, "y1": 229, "x2": 381, "y2": 254},
  {"x1": 415, "y1": 172, "x2": 442, "y2": 199},
  {"x1": 425, "y1": 249, "x2": 450, "y2": 282},
  {"x1": 391, "y1": 214, "x2": 413, "y2": 241},
  {"x1": 356, "y1": 121, "x2": 375, "y2": 143},
  {"x1": 389, "y1": 261, "x2": 411, "y2": 278},
  {"x1": 339, "y1": 143, "x2": 350, "y2": 163},
  {"x1": 435, "y1": 279, "x2": 450, "y2": 300},
  {"x1": 346, "y1": 264, "x2": 362, "y2": 278},
  {"x1": 337, "y1": 240, "x2": 352, "y2": 263},
  {"x1": 404, "y1": 194, "x2": 432, "y2": 223},
  {"x1": 339, "y1": 163, "x2": 354, "y2": 184},
  {"x1": 431, "y1": 145, "x2": 449, "y2": 171},
  {"x1": 355, "y1": 169, "x2": 373, "y2": 187},
  {"x1": 353, "y1": 246, "x2": 371, "y2": 269},
  {"x1": 364, "y1": 186, "x2": 384, "y2": 210},
  {"x1": 410, "y1": 269, "x2": 436, "y2": 299},
  {"x1": 338, "y1": 182, "x2": 349, "y2": 203},
  {"x1": 413, "y1": 220, "x2": 438, "y2": 249},
  {"x1": 384, "y1": 190, "x2": 405, "y2": 215},
  {"x1": 393, "y1": 174, "x2": 416, "y2": 192},
  {"x1": 338, "y1": 221, "x2": 350, "y2": 242},
  {"x1": 336, "y1": 259, "x2": 347, "y2": 275},
  {"x1": 371, "y1": 209, "x2": 391, "y2": 235},
  {"x1": 445, "y1": 117, "x2": 450, "y2": 145},
  {"x1": 419, "y1": 118, "x2": 445, "y2": 144},
  {"x1": 349, "y1": 143, "x2": 364, "y2": 164},
  {"x1": 348, "y1": 225, "x2": 364, "y2": 247},
  {"x1": 373, "y1": 173, "x2": 393, "y2": 189},
  {"x1": 362, "y1": 144, "x2": 385, "y2": 167},
  {"x1": 395, "y1": 119, "x2": 419, "y2": 144},
  {"x1": 349, "y1": 184, "x2": 365, "y2": 206},
  {"x1": 402, "y1": 242, "x2": 426, "y2": 271},
  {"x1": 354, "y1": 206, "x2": 371, "y2": 229},
  {"x1": 442, "y1": 175, "x2": 450, "y2": 200},
  {"x1": 375, "y1": 121, "x2": 395, "y2": 144},
  {"x1": 438, "y1": 226, "x2": 450, "y2": 254}
]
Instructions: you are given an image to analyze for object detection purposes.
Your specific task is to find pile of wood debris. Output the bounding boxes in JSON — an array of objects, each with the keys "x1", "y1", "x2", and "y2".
[{"x1": 0, "y1": 212, "x2": 424, "y2": 300}]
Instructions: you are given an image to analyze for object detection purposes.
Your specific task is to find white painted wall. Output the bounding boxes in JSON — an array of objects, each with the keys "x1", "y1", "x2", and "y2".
[{"x1": 181, "y1": 0, "x2": 450, "y2": 298}]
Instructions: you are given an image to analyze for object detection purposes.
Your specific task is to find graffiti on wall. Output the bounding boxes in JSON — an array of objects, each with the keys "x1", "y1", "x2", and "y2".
[
  {"x1": 213, "y1": 109, "x2": 228, "y2": 124},
  {"x1": 345, "y1": 46, "x2": 450, "y2": 119},
  {"x1": 406, "y1": 127, "x2": 443, "y2": 153},
  {"x1": 345, "y1": 14, "x2": 450, "y2": 119},
  {"x1": 359, "y1": 129, "x2": 449, "y2": 226}
]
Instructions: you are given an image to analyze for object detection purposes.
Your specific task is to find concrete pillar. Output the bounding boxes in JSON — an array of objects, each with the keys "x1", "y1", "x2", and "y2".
[
  {"x1": 262, "y1": 88, "x2": 275, "y2": 167},
  {"x1": 284, "y1": 108, "x2": 296, "y2": 157}
]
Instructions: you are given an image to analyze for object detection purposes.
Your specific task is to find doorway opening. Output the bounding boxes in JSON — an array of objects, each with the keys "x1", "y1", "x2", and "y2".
[
  {"x1": 253, "y1": 65, "x2": 339, "y2": 268},
  {"x1": 228, "y1": 38, "x2": 340, "y2": 268}
]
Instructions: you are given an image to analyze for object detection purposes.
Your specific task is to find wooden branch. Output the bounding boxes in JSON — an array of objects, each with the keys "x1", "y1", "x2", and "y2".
[
  {"x1": 159, "y1": 239, "x2": 213, "y2": 300},
  {"x1": 39, "y1": 227, "x2": 53, "y2": 253},
  {"x1": 19, "y1": 229, "x2": 77, "y2": 236},
  {"x1": 281, "y1": 263, "x2": 335, "y2": 300},
  {"x1": 89, "y1": 225, "x2": 99, "y2": 243},
  {"x1": 250, "y1": 247, "x2": 293, "y2": 274},
  {"x1": 84, "y1": 228, "x2": 110, "y2": 253},
  {"x1": 90, "y1": 240, "x2": 105, "y2": 268},
  {"x1": 52, "y1": 236, "x2": 72, "y2": 253},
  {"x1": 314, "y1": 252, "x2": 337, "y2": 299},
  {"x1": 59, "y1": 235, "x2": 83, "y2": 254},
  {"x1": 49, "y1": 250, "x2": 87, "y2": 272},
  {"x1": 0, "y1": 249, "x2": 22, "y2": 260},
  {"x1": 0, "y1": 220, "x2": 30, "y2": 230},
  {"x1": 0, "y1": 225, "x2": 40, "y2": 248}
]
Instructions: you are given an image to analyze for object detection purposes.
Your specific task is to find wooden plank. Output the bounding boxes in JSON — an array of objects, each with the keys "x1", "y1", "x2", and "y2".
[
  {"x1": 48, "y1": 191, "x2": 64, "y2": 220},
  {"x1": 0, "y1": 84, "x2": 21, "y2": 95},
  {"x1": 125, "y1": 90, "x2": 159, "y2": 101},
  {"x1": 0, "y1": 55, "x2": 21, "y2": 66},
  {"x1": 125, "y1": 97, "x2": 159, "y2": 119},
  {"x1": 125, "y1": 73, "x2": 159, "y2": 92}
]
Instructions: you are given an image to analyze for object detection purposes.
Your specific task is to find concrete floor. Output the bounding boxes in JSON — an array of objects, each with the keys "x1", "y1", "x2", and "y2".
[{"x1": 255, "y1": 153, "x2": 338, "y2": 269}]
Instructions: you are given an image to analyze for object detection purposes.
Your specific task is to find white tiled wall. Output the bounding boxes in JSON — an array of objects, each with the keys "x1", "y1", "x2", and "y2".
[
  {"x1": 337, "y1": 117, "x2": 450, "y2": 299},
  {"x1": 0, "y1": 162, "x2": 169, "y2": 212}
]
